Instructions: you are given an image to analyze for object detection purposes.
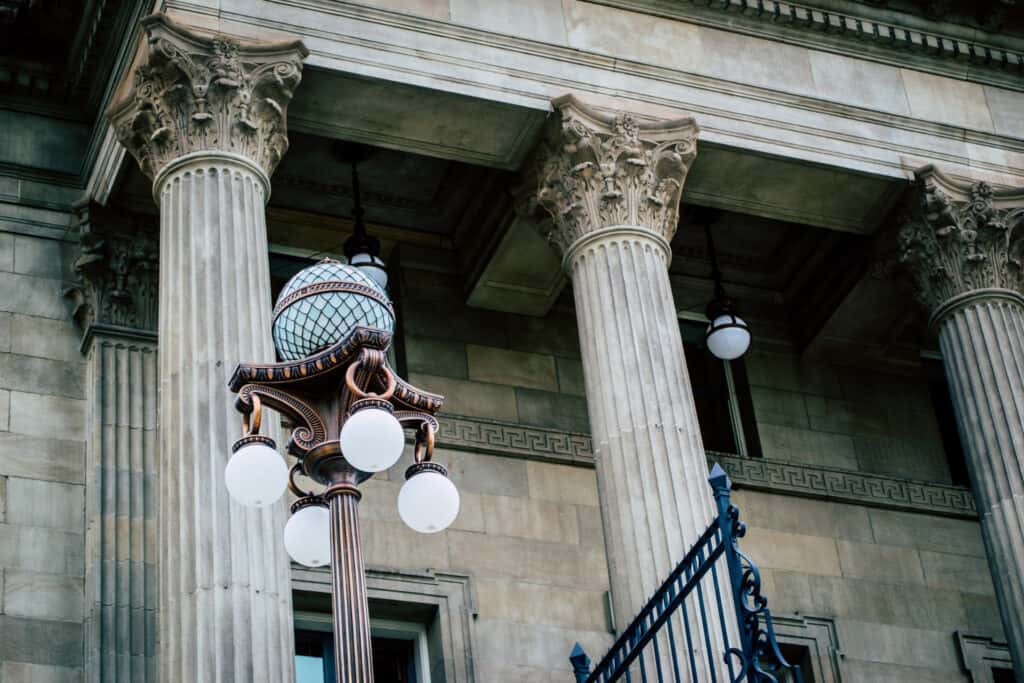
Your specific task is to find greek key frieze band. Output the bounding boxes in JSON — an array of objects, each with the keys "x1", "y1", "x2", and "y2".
[{"x1": 434, "y1": 415, "x2": 977, "y2": 518}]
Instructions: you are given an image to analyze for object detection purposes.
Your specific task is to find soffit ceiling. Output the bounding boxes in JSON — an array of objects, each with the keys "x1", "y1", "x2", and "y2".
[{"x1": 0, "y1": 0, "x2": 137, "y2": 119}]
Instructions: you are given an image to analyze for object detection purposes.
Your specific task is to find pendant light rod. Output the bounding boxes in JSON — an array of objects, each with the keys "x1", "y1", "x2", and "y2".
[{"x1": 704, "y1": 218, "x2": 727, "y2": 301}]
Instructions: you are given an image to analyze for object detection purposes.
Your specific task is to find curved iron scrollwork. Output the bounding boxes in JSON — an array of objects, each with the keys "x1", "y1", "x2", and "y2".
[
  {"x1": 236, "y1": 384, "x2": 327, "y2": 454},
  {"x1": 570, "y1": 462, "x2": 802, "y2": 683},
  {"x1": 721, "y1": 500, "x2": 803, "y2": 683}
]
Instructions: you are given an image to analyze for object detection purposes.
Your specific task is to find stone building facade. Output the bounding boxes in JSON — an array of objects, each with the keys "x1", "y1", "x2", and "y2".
[{"x1": 1, "y1": 0, "x2": 1023, "y2": 682}]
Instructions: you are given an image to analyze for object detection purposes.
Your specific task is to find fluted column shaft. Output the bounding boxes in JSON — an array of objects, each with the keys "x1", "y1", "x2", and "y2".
[
  {"x1": 534, "y1": 96, "x2": 728, "y2": 678},
  {"x1": 84, "y1": 331, "x2": 159, "y2": 683},
  {"x1": 155, "y1": 152, "x2": 294, "y2": 682},
  {"x1": 937, "y1": 291, "x2": 1024, "y2": 669},
  {"x1": 570, "y1": 228, "x2": 719, "y2": 626}
]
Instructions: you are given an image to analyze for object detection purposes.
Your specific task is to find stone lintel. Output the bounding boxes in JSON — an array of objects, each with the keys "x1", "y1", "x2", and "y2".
[{"x1": 107, "y1": 12, "x2": 308, "y2": 183}]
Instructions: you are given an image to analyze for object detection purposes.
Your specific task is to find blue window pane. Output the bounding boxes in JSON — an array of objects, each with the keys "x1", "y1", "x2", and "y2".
[{"x1": 296, "y1": 655, "x2": 325, "y2": 683}]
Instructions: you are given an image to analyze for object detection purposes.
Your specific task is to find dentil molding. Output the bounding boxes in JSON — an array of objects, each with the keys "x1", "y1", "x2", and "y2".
[
  {"x1": 899, "y1": 165, "x2": 1024, "y2": 318},
  {"x1": 107, "y1": 13, "x2": 308, "y2": 182},
  {"x1": 535, "y1": 95, "x2": 698, "y2": 260}
]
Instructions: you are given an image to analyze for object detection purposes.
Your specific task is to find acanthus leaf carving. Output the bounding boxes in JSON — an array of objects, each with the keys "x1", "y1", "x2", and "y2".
[
  {"x1": 65, "y1": 203, "x2": 159, "y2": 334},
  {"x1": 899, "y1": 165, "x2": 1024, "y2": 315},
  {"x1": 107, "y1": 13, "x2": 308, "y2": 181},
  {"x1": 535, "y1": 95, "x2": 698, "y2": 257}
]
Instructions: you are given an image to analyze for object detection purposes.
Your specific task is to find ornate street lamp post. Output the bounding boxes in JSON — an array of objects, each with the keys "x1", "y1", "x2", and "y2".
[{"x1": 224, "y1": 259, "x2": 459, "y2": 682}]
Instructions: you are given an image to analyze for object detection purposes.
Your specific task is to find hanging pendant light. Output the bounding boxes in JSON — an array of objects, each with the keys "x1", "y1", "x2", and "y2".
[
  {"x1": 338, "y1": 142, "x2": 388, "y2": 290},
  {"x1": 702, "y1": 212, "x2": 751, "y2": 361}
]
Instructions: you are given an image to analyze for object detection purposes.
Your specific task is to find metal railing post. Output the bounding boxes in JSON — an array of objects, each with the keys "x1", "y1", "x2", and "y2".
[
  {"x1": 570, "y1": 643, "x2": 592, "y2": 683},
  {"x1": 709, "y1": 462, "x2": 756, "y2": 681}
]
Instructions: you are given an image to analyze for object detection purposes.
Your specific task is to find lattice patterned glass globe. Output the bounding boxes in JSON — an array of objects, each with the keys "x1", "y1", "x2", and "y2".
[{"x1": 272, "y1": 259, "x2": 395, "y2": 361}]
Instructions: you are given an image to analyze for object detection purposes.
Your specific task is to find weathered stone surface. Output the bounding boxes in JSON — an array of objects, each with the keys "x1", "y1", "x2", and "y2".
[
  {"x1": 0, "y1": 435, "x2": 85, "y2": 484},
  {"x1": 525, "y1": 460, "x2": 599, "y2": 507},
  {"x1": 0, "y1": 662, "x2": 82, "y2": 683},
  {"x1": 3, "y1": 571, "x2": 84, "y2": 622},
  {"x1": 0, "y1": 354, "x2": 86, "y2": 400},
  {"x1": 750, "y1": 386, "x2": 809, "y2": 428},
  {"x1": 869, "y1": 509, "x2": 986, "y2": 557},
  {"x1": 8, "y1": 392, "x2": 86, "y2": 440},
  {"x1": 0, "y1": 389, "x2": 8, "y2": 432},
  {"x1": 0, "y1": 273, "x2": 69, "y2": 320},
  {"x1": 475, "y1": 578, "x2": 607, "y2": 632},
  {"x1": 0, "y1": 232, "x2": 13, "y2": 271},
  {"x1": 0, "y1": 525, "x2": 84, "y2": 575},
  {"x1": 5, "y1": 478, "x2": 84, "y2": 533},
  {"x1": 514, "y1": 387, "x2": 588, "y2": 432},
  {"x1": 438, "y1": 448, "x2": 530, "y2": 498},
  {"x1": 12, "y1": 235, "x2": 66, "y2": 279},
  {"x1": 741, "y1": 527, "x2": 842, "y2": 576},
  {"x1": 480, "y1": 494, "x2": 579, "y2": 544},
  {"x1": 467, "y1": 344, "x2": 558, "y2": 391},
  {"x1": 730, "y1": 490, "x2": 873, "y2": 542},
  {"x1": 804, "y1": 395, "x2": 889, "y2": 436},
  {"x1": 404, "y1": 335, "x2": 468, "y2": 379},
  {"x1": 409, "y1": 373, "x2": 519, "y2": 422},
  {"x1": 0, "y1": 312, "x2": 10, "y2": 353},
  {"x1": 836, "y1": 540, "x2": 926, "y2": 584},
  {"x1": 756, "y1": 423, "x2": 858, "y2": 470},
  {"x1": 837, "y1": 619, "x2": 962, "y2": 671},
  {"x1": 9, "y1": 314, "x2": 81, "y2": 363},
  {"x1": 555, "y1": 356, "x2": 585, "y2": 396},
  {"x1": 0, "y1": 616, "x2": 84, "y2": 667},
  {"x1": 920, "y1": 550, "x2": 995, "y2": 595}
]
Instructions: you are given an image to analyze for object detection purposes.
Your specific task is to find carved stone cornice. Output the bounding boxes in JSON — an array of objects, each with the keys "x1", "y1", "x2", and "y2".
[
  {"x1": 535, "y1": 95, "x2": 698, "y2": 263},
  {"x1": 107, "y1": 13, "x2": 308, "y2": 183},
  {"x1": 898, "y1": 165, "x2": 1024, "y2": 320},
  {"x1": 65, "y1": 202, "x2": 159, "y2": 343}
]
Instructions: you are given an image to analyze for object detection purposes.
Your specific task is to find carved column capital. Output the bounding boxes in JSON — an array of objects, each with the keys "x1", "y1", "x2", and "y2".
[
  {"x1": 65, "y1": 202, "x2": 159, "y2": 339},
  {"x1": 534, "y1": 95, "x2": 698, "y2": 264},
  {"x1": 899, "y1": 165, "x2": 1024, "y2": 321},
  {"x1": 107, "y1": 13, "x2": 308, "y2": 183}
]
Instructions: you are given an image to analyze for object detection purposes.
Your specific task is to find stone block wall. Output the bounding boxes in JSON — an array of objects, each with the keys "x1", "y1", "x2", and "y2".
[
  {"x1": 738, "y1": 488, "x2": 998, "y2": 681},
  {"x1": 398, "y1": 265, "x2": 589, "y2": 435},
  {"x1": 0, "y1": 231, "x2": 87, "y2": 682},
  {"x1": 746, "y1": 348, "x2": 954, "y2": 483}
]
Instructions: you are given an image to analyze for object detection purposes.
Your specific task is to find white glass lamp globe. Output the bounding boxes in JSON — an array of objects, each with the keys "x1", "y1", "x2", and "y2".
[
  {"x1": 225, "y1": 436, "x2": 289, "y2": 507},
  {"x1": 284, "y1": 501, "x2": 331, "y2": 567},
  {"x1": 348, "y1": 251, "x2": 388, "y2": 290},
  {"x1": 398, "y1": 463, "x2": 460, "y2": 534},
  {"x1": 706, "y1": 315, "x2": 751, "y2": 361},
  {"x1": 340, "y1": 401, "x2": 405, "y2": 473}
]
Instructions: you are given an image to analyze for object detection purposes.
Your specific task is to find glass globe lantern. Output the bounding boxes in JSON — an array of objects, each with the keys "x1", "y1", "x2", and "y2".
[
  {"x1": 705, "y1": 298, "x2": 751, "y2": 361},
  {"x1": 225, "y1": 435, "x2": 289, "y2": 507},
  {"x1": 398, "y1": 462, "x2": 460, "y2": 534},
  {"x1": 284, "y1": 497, "x2": 331, "y2": 567},
  {"x1": 340, "y1": 398, "x2": 406, "y2": 473},
  {"x1": 272, "y1": 259, "x2": 394, "y2": 362}
]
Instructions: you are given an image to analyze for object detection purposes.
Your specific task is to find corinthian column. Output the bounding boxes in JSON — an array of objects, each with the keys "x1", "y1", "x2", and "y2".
[
  {"x1": 900, "y1": 165, "x2": 1024, "y2": 672},
  {"x1": 67, "y1": 203, "x2": 160, "y2": 683},
  {"x1": 107, "y1": 14, "x2": 308, "y2": 682},
  {"x1": 534, "y1": 96, "x2": 726, "y2": 671}
]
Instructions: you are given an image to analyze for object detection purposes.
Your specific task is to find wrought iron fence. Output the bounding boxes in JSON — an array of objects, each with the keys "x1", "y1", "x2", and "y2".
[{"x1": 570, "y1": 463, "x2": 803, "y2": 683}]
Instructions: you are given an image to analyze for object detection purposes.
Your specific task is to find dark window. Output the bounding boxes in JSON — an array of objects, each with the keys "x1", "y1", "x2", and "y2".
[
  {"x1": 993, "y1": 667, "x2": 1015, "y2": 682},
  {"x1": 681, "y1": 321, "x2": 761, "y2": 457},
  {"x1": 925, "y1": 359, "x2": 970, "y2": 487},
  {"x1": 296, "y1": 629, "x2": 418, "y2": 683},
  {"x1": 763, "y1": 643, "x2": 814, "y2": 683}
]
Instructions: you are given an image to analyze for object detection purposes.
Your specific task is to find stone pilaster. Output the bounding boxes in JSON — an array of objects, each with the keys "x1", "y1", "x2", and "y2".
[
  {"x1": 66, "y1": 204, "x2": 160, "y2": 683},
  {"x1": 900, "y1": 165, "x2": 1024, "y2": 673},
  {"x1": 535, "y1": 96, "x2": 727, "y2": 674},
  {"x1": 107, "y1": 14, "x2": 308, "y2": 683}
]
